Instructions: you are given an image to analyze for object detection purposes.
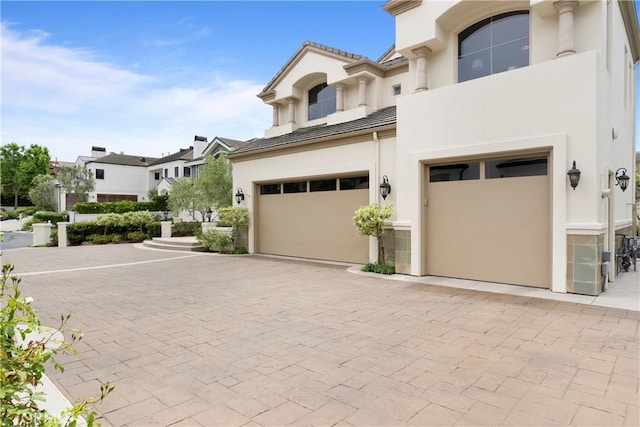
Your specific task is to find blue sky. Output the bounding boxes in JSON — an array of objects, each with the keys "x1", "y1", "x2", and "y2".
[{"x1": 1, "y1": 1, "x2": 394, "y2": 161}]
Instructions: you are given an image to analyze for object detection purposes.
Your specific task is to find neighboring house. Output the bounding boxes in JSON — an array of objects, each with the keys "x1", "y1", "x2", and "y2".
[
  {"x1": 229, "y1": 0, "x2": 639, "y2": 296},
  {"x1": 186, "y1": 136, "x2": 251, "y2": 179},
  {"x1": 84, "y1": 152, "x2": 157, "y2": 203}
]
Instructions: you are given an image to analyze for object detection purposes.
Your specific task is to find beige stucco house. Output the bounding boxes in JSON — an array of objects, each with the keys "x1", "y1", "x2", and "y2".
[{"x1": 229, "y1": 0, "x2": 639, "y2": 296}]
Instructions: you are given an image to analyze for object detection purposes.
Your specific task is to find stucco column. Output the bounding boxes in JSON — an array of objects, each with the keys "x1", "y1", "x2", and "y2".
[
  {"x1": 335, "y1": 84, "x2": 345, "y2": 112},
  {"x1": 412, "y1": 46, "x2": 431, "y2": 91},
  {"x1": 57, "y1": 222, "x2": 69, "y2": 248},
  {"x1": 271, "y1": 103, "x2": 280, "y2": 127},
  {"x1": 287, "y1": 97, "x2": 296, "y2": 123},
  {"x1": 554, "y1": 1, "x2": 578, "y2": 57},
  {"x1": 358, "y1": 78, "x2": 367, "y2": 106}
]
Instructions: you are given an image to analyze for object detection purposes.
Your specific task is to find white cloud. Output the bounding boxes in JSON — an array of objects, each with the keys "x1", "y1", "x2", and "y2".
[{"x1": 1, "y1": 23, "x2": 270, "y2": 161}]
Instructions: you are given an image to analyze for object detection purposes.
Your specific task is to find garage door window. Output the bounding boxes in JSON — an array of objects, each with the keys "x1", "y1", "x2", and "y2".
[
  {"x1": 430, "y1": 162, "x2": 480, "y2": 182},
  {"x1": 310, "y1": 179, "x2": 337, "y2": 192},
  {"x1": 486, "y1": 157, "x2": 547, "y2": 178},
  {"x1": 340, "y1": 176, "x2": 369, "y2": 190},
  {"x1": 283, "y1": 181, "x2": 307, "y2": 193},
  {"x1": 260, "y1": 184, "x2": 281, "y2": 195}
]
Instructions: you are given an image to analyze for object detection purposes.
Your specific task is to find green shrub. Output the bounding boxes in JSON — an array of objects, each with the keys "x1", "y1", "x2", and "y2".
[
  {"x1": 0, "y1": 264, "x2": 113, "y2": 425},
  {"x1": 86, "y1": 234, "x2": 111, "y2": 244},
  {"x1": 198, "y1": 230, "x2": 232, "y2": 252},
  {"x1": 126, "y1": 231, "x2": 147, "y2": 242},
  {"x1": 67, "y1": 223, "x2": 104, "y2": 245},
  {"x1": 361, "y1": 262, "x2": 395, "y2": 275},
  {"x1": 48, "y1": 228, "x2": 58, "y2": 247},
  {"x1": 20, "y1": 219, "x2": 34, "y2": 231},
  {"x1": 231, "y1": 246, "x2": 248, "y2": 254},
  {"x1": 6, "y1": 207, "x2": 37, "y2": 219},
  {"x1": 74, "y1": 198, "x2": 170, "y2": 214},
  {"x1": 33, "y1": 211, "x2": 66, "y2": 224},
  {"x1": 145, "y1": 221, "x2": 161, "y2": 240},
  {"x1": 173, "y1": 221, "x2": 201, "y2": 237},
  {"x1": 110, "y1": 234, "x2": 122, "y2": 243}
]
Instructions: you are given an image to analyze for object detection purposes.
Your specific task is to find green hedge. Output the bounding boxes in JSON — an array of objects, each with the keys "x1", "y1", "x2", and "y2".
[
  {"x1": 66, "y1": 221, "x2": 161, "y2": 246},
  {"x1": 4, "y1": 207, "x2": 37, "y2": 219},
  {"x1": 33, "y1": 211, "x2": 66, "y2": 224},
  {"x1": 172, "y1": 221, "x2": 201, "y2": 237},
  {"x1": 74, "y1": 195, "x2": 169, "y2": 214}
]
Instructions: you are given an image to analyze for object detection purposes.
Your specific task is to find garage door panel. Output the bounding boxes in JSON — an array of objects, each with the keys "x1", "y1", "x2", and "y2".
[
  {"x1": 426, "y1": 163, "x2": 550, "y2": 288},
  {"x1": 259, "y1": 188, "x2": 368, "y2": 263}
]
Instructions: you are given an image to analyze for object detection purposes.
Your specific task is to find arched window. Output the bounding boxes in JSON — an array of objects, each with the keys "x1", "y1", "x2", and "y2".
[
  {"x1": 308, "y1": 83, "x2": 336, "y2": 120},
  {"x1": 458, "y1": 11, "x2": 529, "y2": 83}
]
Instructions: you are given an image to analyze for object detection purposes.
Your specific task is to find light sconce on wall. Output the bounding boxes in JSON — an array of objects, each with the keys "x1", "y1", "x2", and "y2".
[
  {"x1": 379, "y1": 175, "x2": 391, "y2": 200},
  {"x1": 567, "y1": 161, "x2": 581, "y2": 190},
  {"x1": 235, "y1": 188, "x2": 245, "y2": 205},
  {"x1": 615, "y1": 168, "x2": 630, "y2": 192}
]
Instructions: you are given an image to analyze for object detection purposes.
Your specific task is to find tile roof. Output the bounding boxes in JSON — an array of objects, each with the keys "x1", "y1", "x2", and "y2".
[
  {"x1": 149, "y1": 148, "x2": 193, "y2": 166},
  {"x1": 217, "y1": 137, "x2": 251, "y2": 150},
  {"x1": 231, "y1": 106, "x2": 396, "y2": 156},
  {"x1": 86, "y1": 153, "x2": 157, "y2": 167},
  {"x1": 261, "y1": 41, "x2": 365, "y2": 94}
]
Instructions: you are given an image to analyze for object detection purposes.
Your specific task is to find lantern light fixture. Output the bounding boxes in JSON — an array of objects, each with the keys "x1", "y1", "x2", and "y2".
[
  {"x1": 567, "y1": 161, "x2": 581, "y2": 190},
  {"x1": 615, "y1": 168, "x2": 630, "y2": 192},
  {"x1": 379, "y1": 175, "x2": 391, "y2": 200},
  {"x1": 235, "y1": 188, "x2": 245, "y2": 204}
]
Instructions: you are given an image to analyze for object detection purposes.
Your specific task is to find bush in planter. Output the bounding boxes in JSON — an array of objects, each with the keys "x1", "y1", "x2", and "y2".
[
  {"x1": 173, "y1": 221, "x2": 201, "y2": 237},
  {"x1": 198, "y1": 230, "x2": 232, "y2": 253},
  {"x1": 361, "y1": 262, "x2": 395, "y2": 275},
  {"x1": 217, "y1": 207, "x2": 248, "y2": 250}
]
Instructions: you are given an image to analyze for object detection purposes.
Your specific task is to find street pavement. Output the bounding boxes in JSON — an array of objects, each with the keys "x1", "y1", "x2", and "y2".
[{"x1": 2, "y1": 244, "x2": 638, "y2": 426}]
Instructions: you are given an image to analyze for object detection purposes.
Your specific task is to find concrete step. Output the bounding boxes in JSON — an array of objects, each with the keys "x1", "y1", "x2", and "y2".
[{"x1": 143, "y1": 237, "x2": 205, "y2": 252}]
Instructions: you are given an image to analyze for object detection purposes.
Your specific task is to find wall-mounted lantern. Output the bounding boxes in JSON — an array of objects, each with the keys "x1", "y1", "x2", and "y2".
[
  {"x1": 235, "y1": 188, "x2": 245, "y2": 204},
  {"x1": 615, "y1": 168, "x2": 630, "y2": 192},
  {"x1": 206, "y1": 208, "x2": 213, "y2": 222},
  {"x1": 567, "y1": 161, "x2": 581, "y2": 190},
  {"x1": 379, "y1": 175, "x2": 391, "y2": 200}
]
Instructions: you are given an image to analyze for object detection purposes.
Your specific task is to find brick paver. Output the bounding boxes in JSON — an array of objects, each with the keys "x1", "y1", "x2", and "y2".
[{"x1": 3, "y1": 245, "x2": 639, "y2": 426}]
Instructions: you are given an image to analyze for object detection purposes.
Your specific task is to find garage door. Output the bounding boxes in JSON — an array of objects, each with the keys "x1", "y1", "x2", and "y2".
[
  {"x1": 425, "y1": 155, "x2": 550, "y2": 288},
  {"x1": 258, "y1": 175, "x2": 369, "y2": 263}
]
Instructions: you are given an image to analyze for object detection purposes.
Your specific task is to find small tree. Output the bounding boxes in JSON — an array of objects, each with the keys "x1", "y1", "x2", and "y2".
[
  {"x1": 168, "y1": 178, "x2": 210, "y2": 220},
  {"x1": 57, "y1": 165, "x2": 95, "y2": 203},
  {"x1": 217, "y1": 206, "x2": 248, "y2": 250},
  {"x1": 196, "y1": 153, "x2": 233, "y2": 211},
  {"x1": 28, "y1": 174, "x2": 57, "y2": 211},
  {"x1": 353, "y1": 204, "x2": 394, "y2": 264}
]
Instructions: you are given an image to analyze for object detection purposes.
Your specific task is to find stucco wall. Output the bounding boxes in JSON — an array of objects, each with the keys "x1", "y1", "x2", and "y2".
[
  {"x1": 86, "y1": 163, "x2": 148, "y2": 202},
  {"x1": 232, "y1": 134, "x2": 396, "y2": 260}
]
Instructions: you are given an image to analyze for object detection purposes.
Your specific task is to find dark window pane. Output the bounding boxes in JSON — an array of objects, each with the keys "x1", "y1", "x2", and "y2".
[
  {"x1": 430, "y1": 163, "x2": 480, "y2": 182},
  {"x1": 458, "y1": 11, "x2": 529, "y2": 83},
  {"x1": 492, "y1": 38, "x2": 530, "y2": 74},
  {"x1": 260, "y1": 184, "x2": 281, "y2": 195},
  {"x1": 154, "y1": 172, "x2": 160, "y2": 180},
  {"x1": 460, "y1": 19, "x2": 491, "y2": 56},
  {"x1": 183, "y1": 167, "x2": 191, "y2": 177},
  {"x1": 283, "y1": 181, "x2": 307, "y2": 193},
  {"x1": 174, "y1": 167, "x2": 179, "y2": 177},
  {"x1": 308, "y1": 83, "x2": 336, "y2": 120},
  {"x1": 310, "y1": 179, "x2": 337, "y2": 192},
  {"x1": 340, "y1": 176, "x2": 369, "y2": 190},
  {"x1": 96, "y1": 169, "x2": 104, "y2": 180},
  {"x1": 458, "y1": 49, "x2": 491, "y2": 82},
  {"x1": 492, "y1": 12, "x2": 529, "y2": 46},
  {"x1": 486, "y1": 157, "x2": 547, "y2": 178}
]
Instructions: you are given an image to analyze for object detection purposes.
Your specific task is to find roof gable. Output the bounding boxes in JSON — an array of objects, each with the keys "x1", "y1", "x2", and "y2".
[
  {"x1": 149, "y1": 148, "x2": 193, "y2": 166},
  {"x1": 258, "y1": 41, "x2": 365, "y2": 101}
]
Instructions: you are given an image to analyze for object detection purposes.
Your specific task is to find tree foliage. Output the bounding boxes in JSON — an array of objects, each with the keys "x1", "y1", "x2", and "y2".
[
  {"x1": 196, "y1": 153, "x2": 233, "y2": 210},
  {"x1": 0, "y1": 143, "x2": 51, "y2": 208},
  {"x1": 167, "y1": 154, "x2": 233, "y2": 221},
  {"x1": 167, "y1": 178, "x2": 208, "y2": 220},
  {"x1": 56, "y1": 165, "x2": 96, "y2": 203},
  {"x1": 353, "y1": 204, "x2": 394, "y2": 264},
  {"x1": 28, "y1": 174, "x2": 57, "y2": 211}
]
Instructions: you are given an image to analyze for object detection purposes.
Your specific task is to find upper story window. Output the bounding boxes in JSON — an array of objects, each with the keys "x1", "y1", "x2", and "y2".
[
  {"x1": 95, "y1": 169, "x2": 104, "y2": 180},
  {"x1": 458, "y1": 11, "x2": 529, "y2": 83},
  {"x1": 308, "y1": 83, "x2": 336, "y2": 121}
]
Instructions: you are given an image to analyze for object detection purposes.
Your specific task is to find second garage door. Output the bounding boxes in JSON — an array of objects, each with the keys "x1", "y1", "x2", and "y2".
[
  {"x1": 425, "y1": 155, "x2": 550, "y2": 288},
  {"x1": 257, "y1": 175, "x2": 369, "y2": 264}
]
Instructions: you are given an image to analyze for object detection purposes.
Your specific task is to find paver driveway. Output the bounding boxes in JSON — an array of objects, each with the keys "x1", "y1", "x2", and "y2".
[{"x1": 3, "y1": 244, "x2": 639, "y2": 426}]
